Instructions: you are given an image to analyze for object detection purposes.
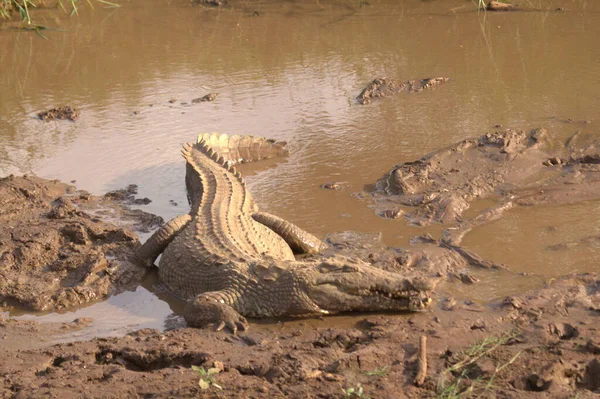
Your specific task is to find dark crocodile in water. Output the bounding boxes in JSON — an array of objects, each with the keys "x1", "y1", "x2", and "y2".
[
  {"x1": 135, "y1": 134, "x2": 435, "y2": 333},
  {"x1": 37, "y1": 106, "x2": 80, "y2": 122},
  {"x1": 356, "y1": 77, "x2": 449, "y2": 105}
]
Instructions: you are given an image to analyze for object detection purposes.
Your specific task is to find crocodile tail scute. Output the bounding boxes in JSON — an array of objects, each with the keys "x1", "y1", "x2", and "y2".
[{"x1": 197, "y1": 133, "x2": 288, "y2": 165}]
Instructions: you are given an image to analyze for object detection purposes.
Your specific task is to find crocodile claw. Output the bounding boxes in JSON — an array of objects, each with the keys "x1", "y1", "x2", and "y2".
[
  {"x1": 215, "y1": 318, "x2": 249, "y2": 335},
  {"x1": 184, "y1": 296, "x2": 249, "y2": 334}
]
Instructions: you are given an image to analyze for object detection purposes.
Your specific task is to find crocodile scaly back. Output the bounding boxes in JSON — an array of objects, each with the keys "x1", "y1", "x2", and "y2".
[
  {"x1": 158, "y1": 136, "x2": 294, "y2": 299},
  {"x1": 197, "y1": 133, "x2": 288, "y2": 165}
]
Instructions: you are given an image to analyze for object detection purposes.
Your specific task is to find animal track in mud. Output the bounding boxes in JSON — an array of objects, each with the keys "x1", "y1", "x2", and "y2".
[{"x1": 95, "y1": 347, "x2": 209, "y2": 372}]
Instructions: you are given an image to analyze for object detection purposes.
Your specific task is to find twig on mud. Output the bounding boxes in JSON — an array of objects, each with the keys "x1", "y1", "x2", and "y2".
[{"x1": 414, "y1": 335, "x2": 428, "y2": 387}]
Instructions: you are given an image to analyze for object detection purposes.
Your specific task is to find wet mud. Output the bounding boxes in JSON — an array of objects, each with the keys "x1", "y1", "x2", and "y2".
[
  {"x1": 0, "y1": 175, "x2": 156, "y2": 312},
  {"x1": 1, "y1": 138, "x2": 599, "y2": 397},
  {"x1": 1, "y1": 273, "x2": 597, "y2": 398},
  {"x1": 369, "y1": 128, "x2": 600, "y2": 249},
  {"x1": 3, "y1": 0, "x2": 600, "y2": 396}
]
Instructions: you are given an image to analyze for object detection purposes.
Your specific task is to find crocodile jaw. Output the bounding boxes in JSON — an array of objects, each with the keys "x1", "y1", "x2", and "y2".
[
  {"x1": 308, "y1": 284, "x2": 432, "y2": 313},
  {"x1": 304, "y1": 258, "x2": 435, "y2": 313}
]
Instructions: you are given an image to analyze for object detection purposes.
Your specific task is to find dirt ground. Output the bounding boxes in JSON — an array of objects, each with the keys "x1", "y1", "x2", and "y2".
[
  {"x1": 0, "y1": 274, "x2": 598, "y2": 398},
  {"x1": 0, "y1": 175, "x2": 161, "y2": 312},
  {"x1": 0, "y1": 175, "x2": 599, "y2": 398}
]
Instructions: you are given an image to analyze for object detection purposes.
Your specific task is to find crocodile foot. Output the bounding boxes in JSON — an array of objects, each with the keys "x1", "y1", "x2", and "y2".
[{"x1": 184, "y1": 296, "x2": 249, "y2": 334}]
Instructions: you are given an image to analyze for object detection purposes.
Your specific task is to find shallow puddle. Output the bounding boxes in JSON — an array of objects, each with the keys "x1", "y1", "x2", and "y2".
[
  {"x1": 462, "y1": 200, "x2": 600, "y2": 278},
  {"x1": 1, "y1": 0, "x2": 600, "y2": 338}
]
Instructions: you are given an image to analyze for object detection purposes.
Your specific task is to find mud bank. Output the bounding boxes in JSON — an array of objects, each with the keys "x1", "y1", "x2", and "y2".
[
  {"x1": 369, "y1": 128, "x2": 600, "y2": 241},
  {"x1": 0, "y1": 273, "x2": 598, "y2": 398},
  {"x1": 1, "y1": 163, "x2": 599, "y2": 397},
  {"x1": 0, "y1": 175, "x2": 158, "y2": 312}
]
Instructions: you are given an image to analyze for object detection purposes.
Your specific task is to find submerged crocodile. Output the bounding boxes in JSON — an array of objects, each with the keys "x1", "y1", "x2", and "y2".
[
  {"x1": 136, "y1": 134, "x2": 434, "y2": 332},
  {"x1": 356, "y1": 77, "x2": 449, "y2": 105}
]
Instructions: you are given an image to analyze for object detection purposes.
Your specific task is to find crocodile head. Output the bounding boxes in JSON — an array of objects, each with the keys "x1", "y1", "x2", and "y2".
[{"x1": 301, "y1": 256, "x2": 435, "y2": 313}]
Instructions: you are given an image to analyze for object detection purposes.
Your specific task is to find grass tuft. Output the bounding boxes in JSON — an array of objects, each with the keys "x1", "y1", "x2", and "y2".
[
  {"x1": 1, "y1": 0, "x2": 119, "y2": 30},
  {"x1": 437, "y1": 329, "x2": 521, "y2": 398}
]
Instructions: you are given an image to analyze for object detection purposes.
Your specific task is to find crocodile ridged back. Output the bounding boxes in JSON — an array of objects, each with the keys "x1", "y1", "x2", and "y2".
[{"x1": 158, "y1": 135, "x2": 294, "y2": 299}]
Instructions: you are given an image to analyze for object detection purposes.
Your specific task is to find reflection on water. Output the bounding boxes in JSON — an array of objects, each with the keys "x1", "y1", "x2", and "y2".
[{"x1": 1, "y1": 0, "x2": 600, "y2": 335}]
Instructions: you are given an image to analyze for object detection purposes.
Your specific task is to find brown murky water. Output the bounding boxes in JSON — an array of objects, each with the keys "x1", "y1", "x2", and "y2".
[{"x1": 1, "y1": 0, "x2": 600, "y2": 336}]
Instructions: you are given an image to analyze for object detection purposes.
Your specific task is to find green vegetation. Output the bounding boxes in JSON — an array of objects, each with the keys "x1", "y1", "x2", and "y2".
[
  {"x1": 437, "y1": 330, "x2": 522, "y2": 398},
  {"x1": 1, "y1": 0, "x2": 119, "y2": 36},
  {"x1": 191, "y1": 365, "x2": 223, "y2": 390},
  {"x1": 364, "y1": 365, "x2": 389, "y2": 377},
  {"x1": 342, "y1": 383, "x2": 370, "y2": 399}
]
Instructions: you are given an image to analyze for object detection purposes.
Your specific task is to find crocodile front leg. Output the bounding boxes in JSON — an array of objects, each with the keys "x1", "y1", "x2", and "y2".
[
  {"x1": 252, "y1": 212, "x2": 326, "y2": 254},
  {"x1": 135, "y1": 214, "x2": 193, "y2": 268},
  {"x1": 184, "y1": 293, "x2": 249, "y2": 334}
]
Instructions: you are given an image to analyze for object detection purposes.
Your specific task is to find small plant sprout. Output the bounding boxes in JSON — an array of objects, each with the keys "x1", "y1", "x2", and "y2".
[
  {"x1": 342, "y1": 383, "x2": 370, "y2": 399},
  {"x1": 364, "y1": 366, "x2": 388, "y2": 377},
  {"x1": 191, "y1": 365, "x2": 223, "y2": 390}
]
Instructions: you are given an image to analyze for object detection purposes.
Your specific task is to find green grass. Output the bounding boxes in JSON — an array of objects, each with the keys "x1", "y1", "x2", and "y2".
[
  {"x1": 364, "y1": 366, "x2": 389, "y2": 377},
  {"x1": 1, "y1": 0, "x2": 120, "y2": 34},
  {"x1": 437, "y1": 330, "x2": 521, "y2": 398}
]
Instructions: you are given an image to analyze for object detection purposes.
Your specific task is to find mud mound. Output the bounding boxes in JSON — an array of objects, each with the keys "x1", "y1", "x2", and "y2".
[
  {"x1": 0, "y1": 175, "x2": 150, "y2": 311},
  {"x1": 369, "y1": 128, "x2": 600, "y2": 240}
]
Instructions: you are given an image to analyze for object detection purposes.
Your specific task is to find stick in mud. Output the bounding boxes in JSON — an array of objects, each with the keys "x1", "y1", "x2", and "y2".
[{"x1": 414, "y1": 335, "x2": 427, "y2": 387}]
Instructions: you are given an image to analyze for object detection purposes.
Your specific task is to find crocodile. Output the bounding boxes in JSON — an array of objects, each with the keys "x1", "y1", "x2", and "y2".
[
  {"x1": 356, "y1": 77, "x2": 449, "y2": 105},
  {"x1": 135, "y1": 134, "x2": 434, "y2": 332}
]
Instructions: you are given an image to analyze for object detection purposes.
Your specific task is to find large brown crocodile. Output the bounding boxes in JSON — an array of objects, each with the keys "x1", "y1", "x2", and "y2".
[{"x1": 135, "y1": 134, "x2": 434, "y2": 332}]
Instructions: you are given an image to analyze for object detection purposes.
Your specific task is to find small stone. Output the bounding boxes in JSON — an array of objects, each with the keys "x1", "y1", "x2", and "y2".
[
  {"x1": 322, "y1": 373, "x2": 344, "y2": 382},
  {"x1": 212, "y1": 361, "x2": 224, "y2": 371},
  {"x1": 442, "y1": 297, "x2": 456, "y2": 311},
  {"x1": 470, "y1": 319, "x2": 486, "y2": 330},
  {"x1": 378, "y1": 208, "x2": 404, "y2": 220},
  {"x1": 459, "y1": 273, "x2": 479, "y2": 284},
  {"x1": 306, "y1": 370, "x2": 323, "y2": 379},
  {"x1": 502, "y1": 296, "x2": 522, "y2": 309},
  {"x1": 192, "y1": 93, "x2": 218, "y2": 103},
  {"x1": 320, "y1": 182, "x2": 344, "y2": 190}
]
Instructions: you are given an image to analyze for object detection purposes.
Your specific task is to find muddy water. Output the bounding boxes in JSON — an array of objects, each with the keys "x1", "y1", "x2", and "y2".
[{"x1": 1, "y1": 0, "x2": 600, "y2": 336}]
